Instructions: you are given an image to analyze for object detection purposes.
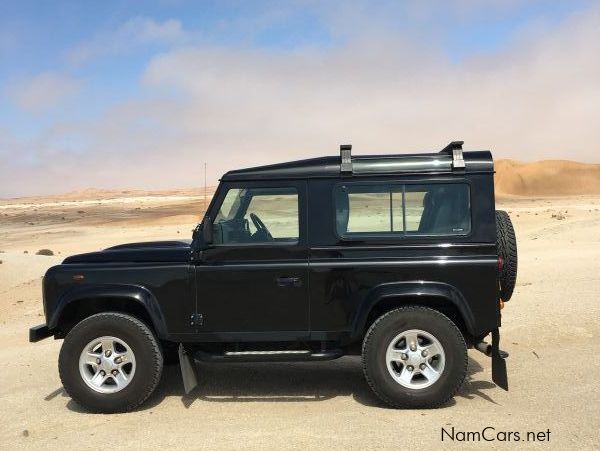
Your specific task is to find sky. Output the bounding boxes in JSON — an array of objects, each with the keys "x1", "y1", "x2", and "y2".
[{"x1": 1, "y1": 0, "x2": 599, "y2": 197}]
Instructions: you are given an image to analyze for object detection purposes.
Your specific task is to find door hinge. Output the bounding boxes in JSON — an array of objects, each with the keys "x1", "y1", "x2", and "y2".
[
  {"x1": 190, "y1": 248, "x2": 203, "y2": 261},
  {"x1": 190, "y1": 313, "x2": 204, "y2": 327}
]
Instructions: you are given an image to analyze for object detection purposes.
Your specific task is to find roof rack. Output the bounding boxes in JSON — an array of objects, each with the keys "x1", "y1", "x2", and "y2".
[
  {"x1": 340, "y1": 144, "x2": 353, "y2": 173},
  {"x1": 338, "y1": 141, "x2": 466, "y2": 174},
  {"x1": 440, "y1": 140, "x2": 465, "y2": 169}
]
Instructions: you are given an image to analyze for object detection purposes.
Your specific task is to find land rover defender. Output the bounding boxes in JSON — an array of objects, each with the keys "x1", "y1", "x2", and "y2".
[{"x1": 29, "y1": 141, "x2": 517, "y2": 412}]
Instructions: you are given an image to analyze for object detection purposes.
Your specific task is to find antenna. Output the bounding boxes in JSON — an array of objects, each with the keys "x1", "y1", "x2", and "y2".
[{"x1": 203, "y1": 162, "x2": 207, "y2": 214}]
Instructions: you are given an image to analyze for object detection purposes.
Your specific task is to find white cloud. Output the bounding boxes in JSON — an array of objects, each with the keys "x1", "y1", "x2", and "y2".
[
  {"x1": 67, "y1": 17, "x2": 187, "y2": 65},
  {"x1": 12, "y1": 71, "x2": 82, "y2": 112},
  {"x1": 140, "y1": 5, "x2": 600, "y2": 167}
]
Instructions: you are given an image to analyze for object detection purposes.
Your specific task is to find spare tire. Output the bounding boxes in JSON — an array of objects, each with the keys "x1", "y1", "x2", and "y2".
[{"x1": 496, "y1": 210, "x2": 517, "y2": 301}]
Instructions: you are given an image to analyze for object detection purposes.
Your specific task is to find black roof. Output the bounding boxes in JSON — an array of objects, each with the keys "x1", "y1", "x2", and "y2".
[{"x1": 222, "y1": 147, "x2": 493, "y2": 182}]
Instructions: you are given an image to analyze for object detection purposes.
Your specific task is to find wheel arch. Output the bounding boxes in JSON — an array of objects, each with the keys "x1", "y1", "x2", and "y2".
[
  {"x1": 48, "y1": 284, "x2": 168, "y2": 339},
  {"x1": 351, "y1": 281, "x2": 477, "y2": 342}
]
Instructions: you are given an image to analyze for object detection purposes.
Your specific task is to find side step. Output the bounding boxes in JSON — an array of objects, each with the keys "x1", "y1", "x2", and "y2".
[{"x1": 194, "y1": 348, "x2": 344, "y2": 363}]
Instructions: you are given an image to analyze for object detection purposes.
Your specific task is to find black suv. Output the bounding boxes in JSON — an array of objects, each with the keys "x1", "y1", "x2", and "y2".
[{"x1": 30, "y1": 141, "x2": 517, "y2": 413}]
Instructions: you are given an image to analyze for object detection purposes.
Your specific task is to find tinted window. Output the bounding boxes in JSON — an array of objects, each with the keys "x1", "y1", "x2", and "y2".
[
  {"x1": 213, "y1": 187, "x2": 299, "y2": 244},
  {"x1": 405, "y1": 184, "x2": 470, "y2": 234},
  {"x1": 335, "y1": 183, "x2": 470, "y2": 237}
]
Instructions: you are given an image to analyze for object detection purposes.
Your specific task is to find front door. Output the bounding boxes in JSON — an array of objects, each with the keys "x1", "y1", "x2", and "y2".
[{"x1": 195, "y1": 181, "x2": 309, "y2": 337}]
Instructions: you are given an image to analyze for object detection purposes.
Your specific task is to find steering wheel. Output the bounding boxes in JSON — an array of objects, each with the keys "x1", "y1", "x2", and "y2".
[{"x1": 249, "y1": 213, "x2": 273, "y2": 240}]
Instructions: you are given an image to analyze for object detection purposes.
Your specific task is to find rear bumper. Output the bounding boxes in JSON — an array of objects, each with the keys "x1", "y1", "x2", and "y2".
[{"x1": 29, "y1": 324, "x2": 52, "y2": 342}]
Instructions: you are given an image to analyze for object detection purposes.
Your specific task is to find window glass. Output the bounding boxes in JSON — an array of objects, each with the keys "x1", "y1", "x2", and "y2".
[
  {"x1": 215, "y1": 188, "x2": 242, "y2": 222},
  {"x1": 347, "y1": 190, "x2": 390, "y2": 233},
  {"x1": 405, "y1": 184, "x2": 470, "y2": 234},
  {"x1": 335, "y1": 185, "x2": 404, "y2": 235},
  {"x1": 404, "y1": 189, "x2": 425, "y2": 232},
  {"x1": 391, "y1": 192, "x2": 404, "y2": 232},
  {"x1": 213, "y1": 187, "x2": 299, "y2": 245},
  {"x1": 335, "y1": 183, "x2": 470, "y2": 237}
]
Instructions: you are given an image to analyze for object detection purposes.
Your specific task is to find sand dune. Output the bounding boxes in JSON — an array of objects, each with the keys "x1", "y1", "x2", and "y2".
[{"x1": 495, "y1": 159, "x2": 600, "y2": 196}]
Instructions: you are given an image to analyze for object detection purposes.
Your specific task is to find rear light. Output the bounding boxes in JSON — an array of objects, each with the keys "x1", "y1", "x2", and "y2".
[{"x1": 498, "y1": 255, "x2": 504, "y2": 271}]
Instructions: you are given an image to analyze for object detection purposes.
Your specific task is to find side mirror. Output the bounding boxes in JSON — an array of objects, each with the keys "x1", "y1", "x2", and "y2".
[{"x1": 203, "y1": 216, "x2": 213, "y2": 244}]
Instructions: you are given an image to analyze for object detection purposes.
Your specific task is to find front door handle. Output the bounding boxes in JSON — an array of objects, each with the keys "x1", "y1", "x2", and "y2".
[{"x1": 276, "y1": 276, "x2": 303, "y2": 288}]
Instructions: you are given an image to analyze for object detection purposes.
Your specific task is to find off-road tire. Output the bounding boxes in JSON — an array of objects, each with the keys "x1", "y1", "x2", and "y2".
[
  {"x1": 496, "y1": 210, "x2": 518, "y2": 301},
  {"x1": 59, "y1": 312, "x2": 163, "y2": 413},
  {"x1": 362, "y1": 306, "x2": 467, "y2": 408}
]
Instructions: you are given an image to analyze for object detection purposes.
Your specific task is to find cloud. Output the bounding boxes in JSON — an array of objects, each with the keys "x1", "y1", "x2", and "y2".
[
  {"x1": 139, "y1": 4, "x2": 600, "y2": 165},
  {"x1": 11, "y1": 71, "x2": 82, "y2": 112},
  {"x1": 2, "y1": 4, "x2": 600, "y2": 197},
  {"x1": 66, "y1": 17, "x2": 187, "y2": 65}
]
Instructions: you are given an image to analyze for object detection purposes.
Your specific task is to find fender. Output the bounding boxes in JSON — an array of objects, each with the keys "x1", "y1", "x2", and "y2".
[
  {"x1": 350, "y1": 281, "x2": 476, "y2": 339},
  {"x1": 48, "y1": 283, "x2": 168, "y2": 339}
]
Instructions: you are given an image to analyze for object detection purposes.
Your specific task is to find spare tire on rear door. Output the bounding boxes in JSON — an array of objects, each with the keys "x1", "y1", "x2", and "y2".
[{"x1": 495, "y1": 210, "x2": 517, "y2": 301}]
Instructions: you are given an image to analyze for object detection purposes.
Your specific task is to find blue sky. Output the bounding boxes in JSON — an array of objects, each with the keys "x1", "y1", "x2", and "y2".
[{"x1": 1, "y1": 1, "x2": 598, "y2": 196}]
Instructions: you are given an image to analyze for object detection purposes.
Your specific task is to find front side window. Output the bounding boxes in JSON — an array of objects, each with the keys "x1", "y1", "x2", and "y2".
[
  {"x1": 213, "y1": 187, "x2": 299, "y2": 245},
  {"x1": 335, "y1": 183, "x2": 470, "y2": 237}
]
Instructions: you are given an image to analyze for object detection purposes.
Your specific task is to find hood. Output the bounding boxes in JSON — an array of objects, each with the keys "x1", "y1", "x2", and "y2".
[{"x1": 62, "y1": 240, "x2": 192, "y2": 264}]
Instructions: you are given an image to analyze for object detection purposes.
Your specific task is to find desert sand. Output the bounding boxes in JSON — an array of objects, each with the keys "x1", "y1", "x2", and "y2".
[
  {"x1": 1, "y1": 185, "x2": 599, "y2": 450},
  {"x1": 495, "y1": 159, "x2": 600, "y2": 196}
]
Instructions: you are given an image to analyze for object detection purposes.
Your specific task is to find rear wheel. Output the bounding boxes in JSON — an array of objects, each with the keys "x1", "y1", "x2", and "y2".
[
  {"x1": 362, "y1": 306, "x2": 467, "y2": 408},
  {"x1": 59, "y1": 312, "x2": 163, "y2": 413}
]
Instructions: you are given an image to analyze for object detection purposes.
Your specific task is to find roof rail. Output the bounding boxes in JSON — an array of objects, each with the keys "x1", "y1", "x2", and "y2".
[
  {"x1": 340, "y1": 144, "x2": 353, "y2": 173},
  {"x1": 440, "y1": 140, "x2": 465, "y2": 169}
]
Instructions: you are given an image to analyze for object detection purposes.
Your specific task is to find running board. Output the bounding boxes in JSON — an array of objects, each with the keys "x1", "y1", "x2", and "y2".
[{"x1": 194, "y1": 348, "x2": 344, "y2": 363}]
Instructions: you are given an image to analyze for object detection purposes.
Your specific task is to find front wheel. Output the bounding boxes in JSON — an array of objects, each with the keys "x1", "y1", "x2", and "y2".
[
  {"x1": 362, "y1": 306, "x2": 467, "y2": 408},
  {"x1": 59, "y1": 312, "x2": 163, "y2": 413}
]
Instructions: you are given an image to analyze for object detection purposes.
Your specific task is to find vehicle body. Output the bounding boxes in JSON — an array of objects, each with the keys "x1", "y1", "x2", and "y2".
[{"x1": 30, "y1": 141, "x2": 516, "y2": 412}]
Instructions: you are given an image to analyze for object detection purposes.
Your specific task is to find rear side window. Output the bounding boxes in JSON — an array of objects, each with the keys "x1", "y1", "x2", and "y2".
[
  {"x1": 404, "y1": 184, "x2": 470, "y2": 234},
  {"x1": 335, "y1": 183, "x2": 470, "y2": 237}
]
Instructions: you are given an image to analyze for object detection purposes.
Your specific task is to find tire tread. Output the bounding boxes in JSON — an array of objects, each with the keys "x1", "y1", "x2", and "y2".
[{"x1": 496, "y1": 210, "x2": 518, "y2": 301}]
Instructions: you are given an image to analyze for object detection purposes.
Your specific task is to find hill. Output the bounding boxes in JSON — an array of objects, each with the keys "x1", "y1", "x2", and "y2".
[{"x1": 495, "y1": 159, "x2": 600, "y2": 196}]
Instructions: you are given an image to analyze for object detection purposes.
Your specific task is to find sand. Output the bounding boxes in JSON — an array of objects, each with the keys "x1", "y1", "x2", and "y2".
[
  {"x1": 1, "y1": 191, "x2": 599, "y2": 450},
  {"x1": 495, "y1": 159, "x2": 600, "y2": 196}
]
